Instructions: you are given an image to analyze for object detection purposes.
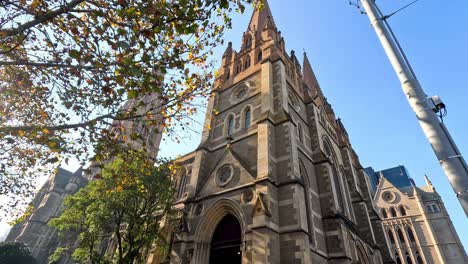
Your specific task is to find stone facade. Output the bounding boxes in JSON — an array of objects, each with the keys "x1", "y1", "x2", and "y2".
[
  {"x1": 6, "y1": 167, "x2": 87, "y2": 264},
  {"x1": 152, "y1": 2, "x2": 392, "y2": 263},
  {"x1": 374, "y1": 174, "x2": 467, "y2": 264}
]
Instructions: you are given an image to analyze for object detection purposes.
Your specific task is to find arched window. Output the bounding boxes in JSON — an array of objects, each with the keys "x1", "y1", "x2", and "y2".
[
  {"x1": 388, "y1": 230, "x2": 396, "y2": 245},
  {"x1": 390, "y1": 207, "x2": 397, "y2": 217},
  {"x1": 177, "y1": 168, "x2": 188, "y2": 198},
  {"x1": 227, "y1": 115, "x2": 234, "y2": 136},
  {"x1": 225, "y1": 69, "x2": 230, "y2": 80},
  {"x1": 243, "y1": 55, "x2": 251, "y2": 70},
  {"x1": 396, "y1": 257, "x2": 402, "y2": 264},
  {"x1": 257, "y1": 51, "x2": 262, "y2": 63},
  {"x1": 400, "y1": 205, "x2": 407, "y2": 216},
  {"x1": 340, "y1": 167, "x2": 354, "y2": 219},
  {"x1": 323, "y1": 139, "x2": 345, "y2": 212},
  {"x1": 397, "y1": 229, "x2": 406, "y2": 244},
  {"x1": 406, "y1": 257, "x2": 413, "y2": 264},
  {"x1": 407, "y1": 227, "x2": 416, "y2": 243},
  {"x1": 299, "y1": 159, "x2": 315, "y2": 245},
  {"x1": 416, "y1": 255, "x2": 424, "y2": 264},
  {"x1": 236, "y1": 63, "x2": 242, "y2": 74},
  {"x1": 297, "y1": 123, "x2": 304, "y2": 143},
  {"x1": 331, "y1": 166, "x2": 345, "y2": 211},
  {"x1": 244, "y1": 108, "x2": 251, "y2": 129},
  {"x1": 245, "y1": 35, "x2": 252, "y2": 48},
  {"x1": 381, "y1": 209, "x2": 388, "y2": 219}
]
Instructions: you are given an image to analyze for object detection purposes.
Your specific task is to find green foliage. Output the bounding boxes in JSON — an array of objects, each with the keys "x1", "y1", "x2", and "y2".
[
  {"x1": 0, "y1": 241, "x2": 37, "y2": 264},
  {"x1": 50, "y1": 149, "x2": 176, "y2": 264},
  {"x1": 7, "y1": 204, "x2": 34, "y2": 226},
  {"x1": 0, "y1": 0, "x2": 258, "y2": 219},
  {"x1": 48, "y1": 247, "x2": 67, "y2": 263}
]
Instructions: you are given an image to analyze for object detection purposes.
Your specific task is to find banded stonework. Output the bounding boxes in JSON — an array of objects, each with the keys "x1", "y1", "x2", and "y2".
[
  {"x1": 374, "y1": 175, "x2": 467, "y2": 264},
  {"x1": 149, "y1": 1, "x2": 392, "y2": 263}
]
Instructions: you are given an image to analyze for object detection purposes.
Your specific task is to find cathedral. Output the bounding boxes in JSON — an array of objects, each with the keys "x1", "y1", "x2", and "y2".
[
  {"x1": 148, "y1": 2, "x2": 392, "y2": 263},
  {"x1": 6, "y1": 1, "x2": 467, "y2": 264}
]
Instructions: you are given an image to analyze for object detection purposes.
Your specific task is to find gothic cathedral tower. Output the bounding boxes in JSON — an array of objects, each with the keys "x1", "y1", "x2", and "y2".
[{"x1": 161, "y1": 2, "x2": 390, "y2": 263}]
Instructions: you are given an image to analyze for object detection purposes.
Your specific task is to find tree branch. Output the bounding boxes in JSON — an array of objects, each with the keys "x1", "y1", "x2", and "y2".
[
  {"x1": 0, "y1": 0, "x2": 85, "y2": 38},
  {"x1": 0, "y1": 60, "x2": 102, "y2": 70}
]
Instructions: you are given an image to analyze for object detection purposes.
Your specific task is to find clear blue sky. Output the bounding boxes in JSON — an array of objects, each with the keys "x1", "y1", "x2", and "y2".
[{"x1": 159, "y1": 0, "x2": 468, "y2": 248}]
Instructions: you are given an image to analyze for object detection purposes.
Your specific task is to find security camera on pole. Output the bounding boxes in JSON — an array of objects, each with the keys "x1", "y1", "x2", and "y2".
[{"x1": 358, "y1": 0, "x2": 468, "y2": 216}]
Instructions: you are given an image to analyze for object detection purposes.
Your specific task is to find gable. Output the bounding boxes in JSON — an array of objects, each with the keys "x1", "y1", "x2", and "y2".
[{"x1": 197, "y1": 146, "x2": 255, "y2": 197}]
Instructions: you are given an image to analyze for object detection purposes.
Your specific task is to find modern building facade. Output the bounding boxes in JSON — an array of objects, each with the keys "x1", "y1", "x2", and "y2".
[
  {"x1": 373, "y1": 169, "x2": 467, "y2": 264},
  {"x1": 148, "y1": 2, "x2": 393, "y2": 263},
  {"x1": 6, "y1": 167, "x2": 87, "y2": 264}
]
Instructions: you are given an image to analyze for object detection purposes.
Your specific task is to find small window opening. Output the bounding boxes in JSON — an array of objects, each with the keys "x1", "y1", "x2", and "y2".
[
  {"x1": 227, "y1": 116, "x2": 234, "y2": 136},
  {"x1": 257, "y1": 51, "x2": 262, "y2": 63},
  {"x1": 244, "y1": 109, "x2": 251, "y2": 129}
]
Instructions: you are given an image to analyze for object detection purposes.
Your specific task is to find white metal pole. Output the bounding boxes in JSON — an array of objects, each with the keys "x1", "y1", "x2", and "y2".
[{"x1": 359, "y1": 0, "x2": 468, "y2": 216}]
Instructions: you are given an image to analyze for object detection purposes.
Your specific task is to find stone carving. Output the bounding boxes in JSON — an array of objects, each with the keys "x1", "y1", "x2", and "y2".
[
  {"x1": 183, "y1": 249, "x2": 194, "y2": 264},
  {"x1": 242, "y1": 189, "x2": 254, "y2": 203},
  {"x1": 194, "y1": 204, "x2": 203, "y2": 216},
  {"x1": 251, "y1": 192, "x2": 271, "y2": 217}
]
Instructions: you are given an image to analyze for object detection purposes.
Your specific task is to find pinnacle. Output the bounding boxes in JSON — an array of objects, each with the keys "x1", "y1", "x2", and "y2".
[
  {"x1": 302, "y1": 52, "x2": 321, "y2": 96},
  {"x1": 247, "y1": 0, "x2": 277, "y2": 38},
  {"x1": 424, "y1": 175, "x2": 434, "y2": 187}
]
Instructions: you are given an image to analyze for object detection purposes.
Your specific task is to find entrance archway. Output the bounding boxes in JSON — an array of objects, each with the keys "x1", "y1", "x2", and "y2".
[{"x1": 209, "y1": 214, "x2": 242, "y2": 264}]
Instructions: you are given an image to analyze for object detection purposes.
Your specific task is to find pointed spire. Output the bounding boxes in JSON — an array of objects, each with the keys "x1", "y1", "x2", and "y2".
[
  {"x1": 290, "y1": 50, "x2": 301, "y2": 71},
  {"x1": 424, "y1": 175, "x2": 435, "y2": 189},
  {"x1": 222, "y1": 41, "x2": 233, "y2": 59},
  {"x1": 303, "y1": 52, "x2": 322, "y2": 97},
  {"x1": 247, "y1": 0, "x2": 277, "y2": 39}
]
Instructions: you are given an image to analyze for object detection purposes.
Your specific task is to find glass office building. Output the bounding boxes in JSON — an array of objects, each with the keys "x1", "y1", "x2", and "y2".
[{"x1": 365, "y1": 165, "x2": 415, "y2": 196}]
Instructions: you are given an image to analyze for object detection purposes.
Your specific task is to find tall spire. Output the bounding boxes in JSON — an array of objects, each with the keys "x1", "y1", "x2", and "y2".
[
  {"x1": 247, "y1": 0, "x2": 277, "y2": 38},
  {"x1": 303, "y1": 52, "x2": 321, "y2": 97}
]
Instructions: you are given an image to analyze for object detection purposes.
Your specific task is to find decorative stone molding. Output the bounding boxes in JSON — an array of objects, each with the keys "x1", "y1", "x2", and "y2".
[
  {"x1": 215, "y1": 164, "x2": 234, "y2": 187},
  {"x1": 251, "y1": 192, "x2": 271, "y2": 217},
  {"x1": 192, "y1": 198, "x2": 246, "y2": 264},
  {"x1": 241, "y1": 189, "x2": 255, "y2": 203},
  {"x1": 194, "y1": 204, "x2": 203, "y2": 216}
]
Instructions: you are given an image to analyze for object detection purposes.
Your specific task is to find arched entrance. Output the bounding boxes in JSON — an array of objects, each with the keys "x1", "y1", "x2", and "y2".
[{"x1": 209, "y1": 214, "x2": 242, "y2": 264}]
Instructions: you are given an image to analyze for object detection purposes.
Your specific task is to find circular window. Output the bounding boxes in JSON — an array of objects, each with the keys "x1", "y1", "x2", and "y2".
[
  {"x1": 237, "y1": 87, "x2": 247, "y2": 99},
  {"x1": 382, "y1": 191, "x2": 396, "y2": 203},
  {"x1": 216, "y1": 164, "x2": 233, "y2": 187},
  {"x1": 232, "y1": 83, "x2": 249, "y2": 101}
]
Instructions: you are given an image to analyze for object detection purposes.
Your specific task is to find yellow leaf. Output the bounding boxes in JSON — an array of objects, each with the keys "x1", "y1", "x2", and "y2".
[
  {"x1": 30, "y1": 0, "x2": 42, "y2": 9},
  {"x1": 42, "y1": 128, "x2": 50, "y2": 134},
  {"x1": 18, "y1": 130, "x2": 25, "y2": 137}
]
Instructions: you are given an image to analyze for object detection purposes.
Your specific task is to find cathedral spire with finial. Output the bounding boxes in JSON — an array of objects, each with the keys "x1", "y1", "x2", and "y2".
[{"x1": 247, "y1": 0, "x2": 277, "y2": 39}]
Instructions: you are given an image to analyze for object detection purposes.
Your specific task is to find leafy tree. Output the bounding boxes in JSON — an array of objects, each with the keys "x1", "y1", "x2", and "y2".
[
  {"x1": 0, "y1": 0, "x2": 258, "y2": 218},
  {"x1": 49, "y1": 149, "x2": 176, "y2": 264},
  {"x1": 0, "y1": 241, "x2": 37, "y2": 264}
]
